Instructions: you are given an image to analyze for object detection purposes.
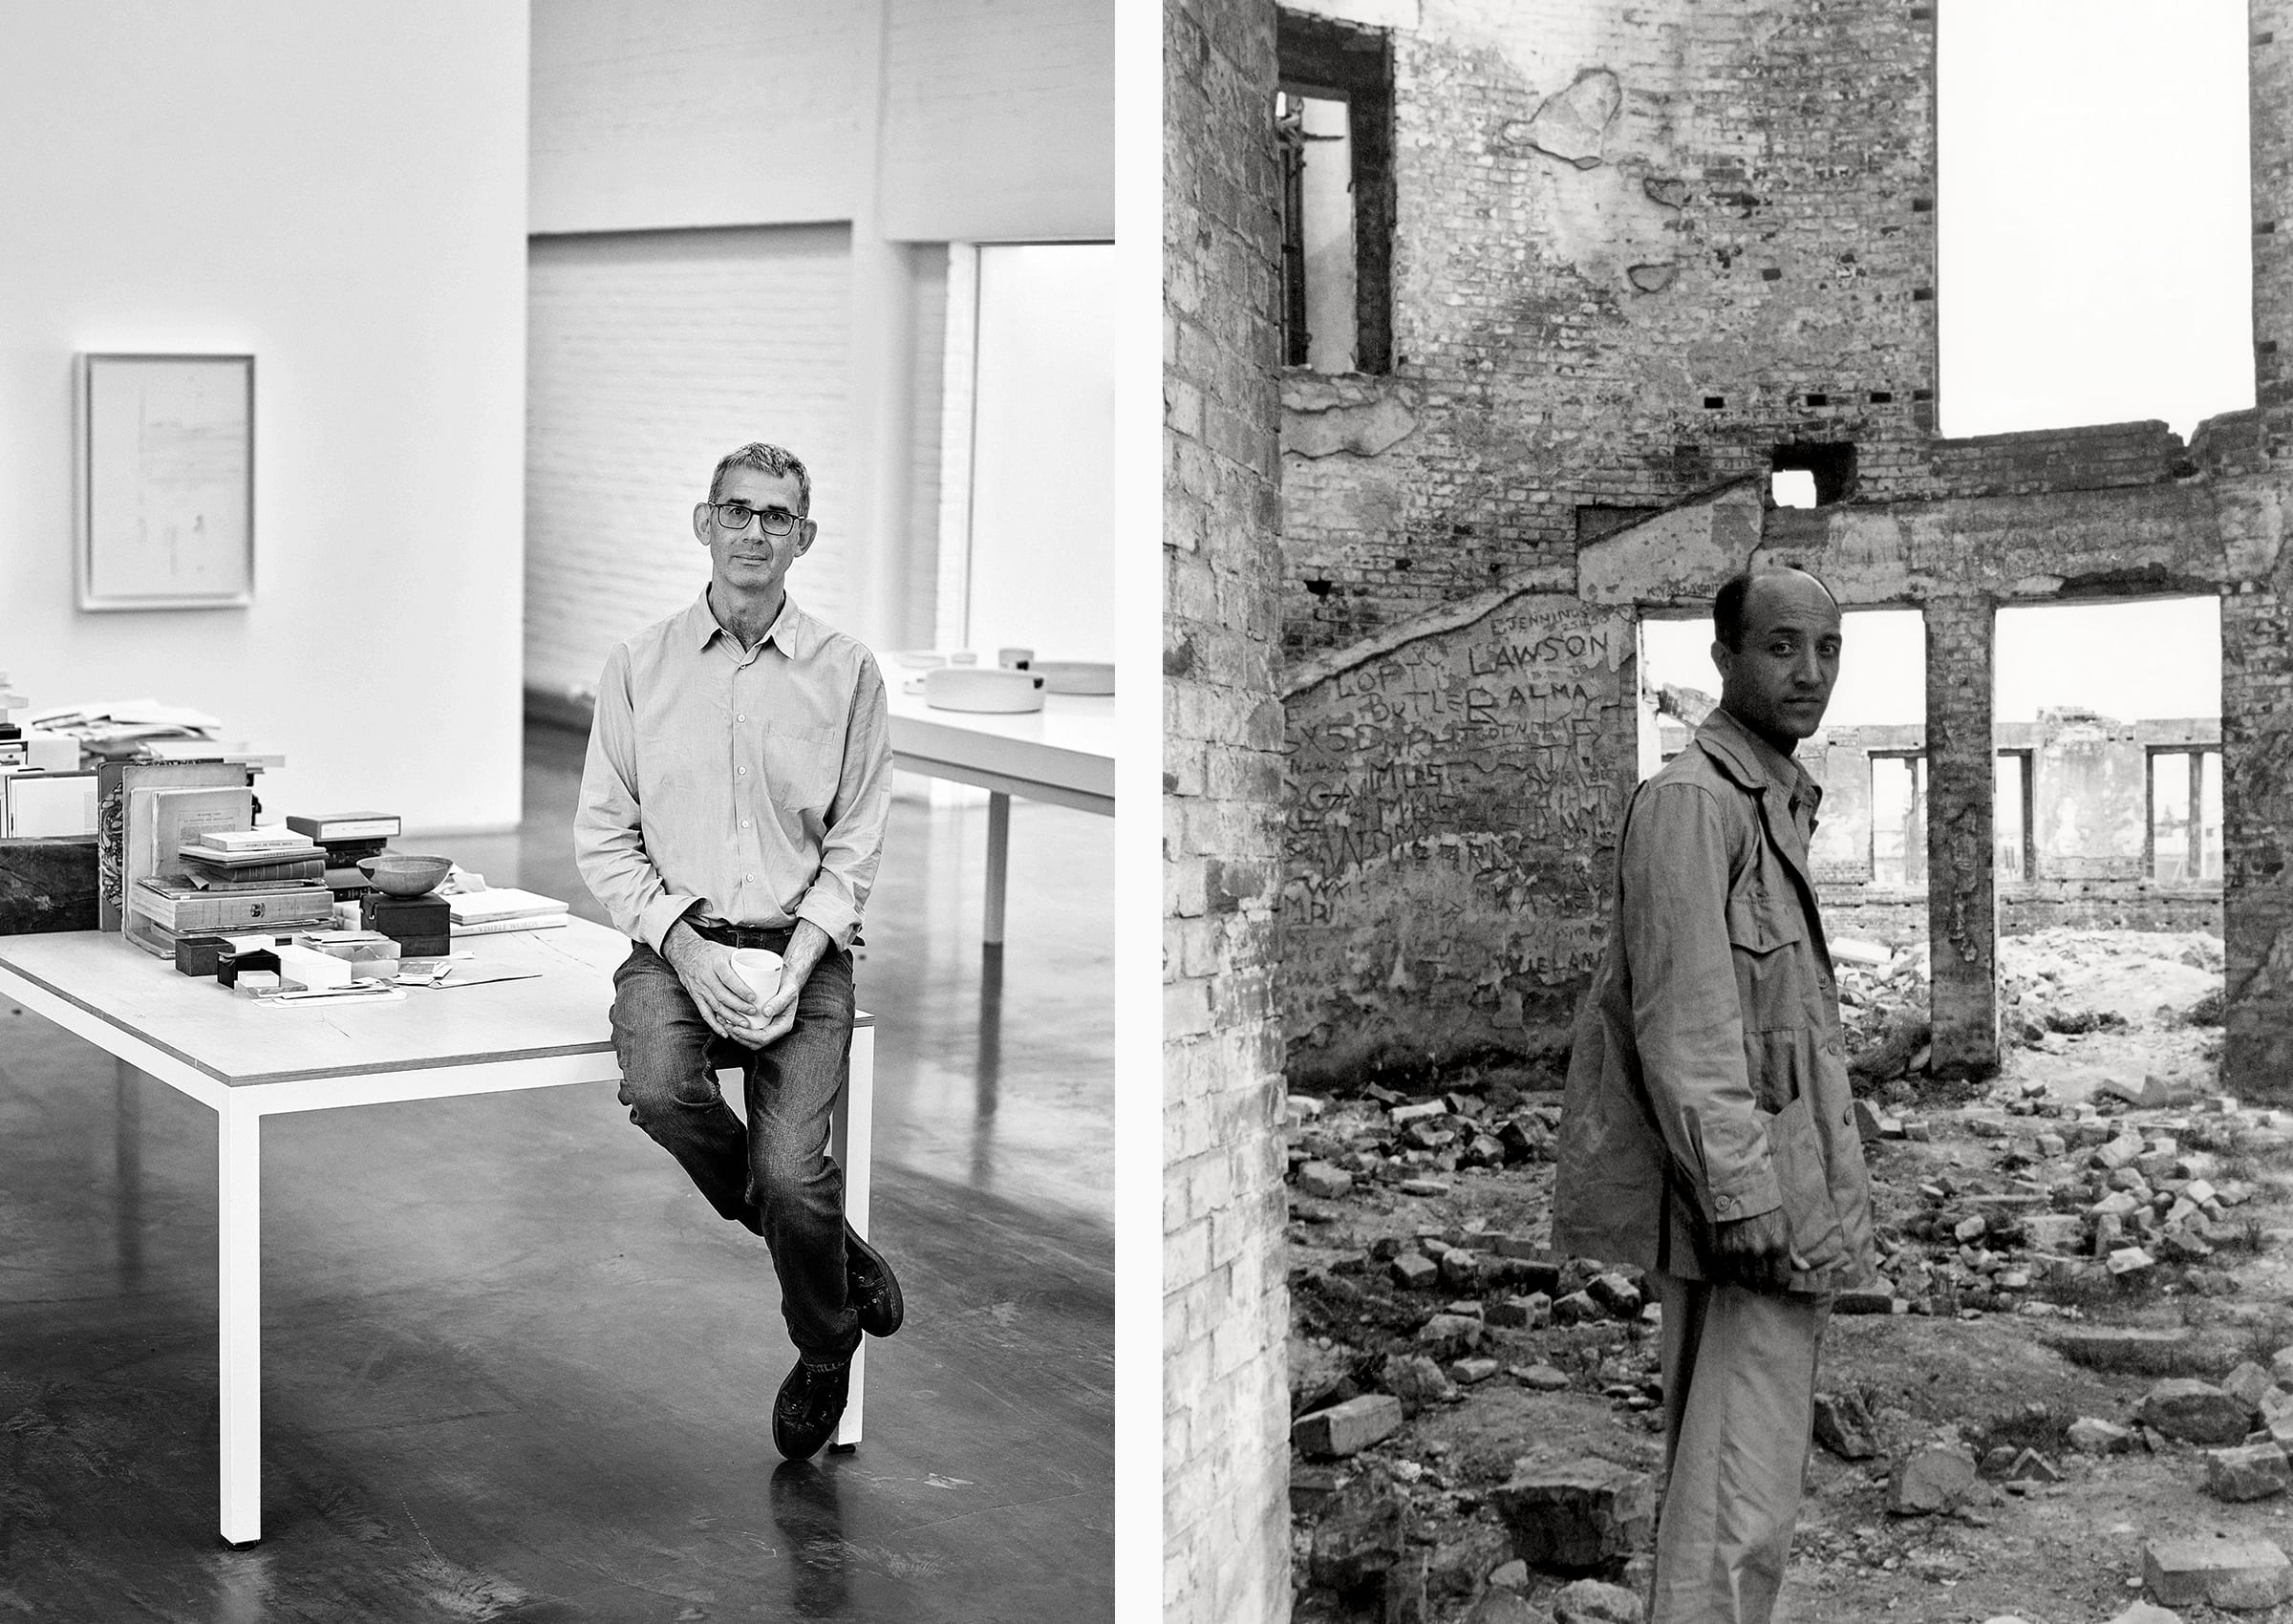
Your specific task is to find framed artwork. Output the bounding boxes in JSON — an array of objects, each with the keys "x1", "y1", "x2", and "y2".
[{"x1": 75, "y1": 353, "x2": 254, "y2": 611}]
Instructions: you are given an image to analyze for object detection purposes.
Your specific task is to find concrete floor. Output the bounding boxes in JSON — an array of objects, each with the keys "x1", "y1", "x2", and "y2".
[{"x1": 0, "y1": 725, "x2": 1112, "y2": 1622}]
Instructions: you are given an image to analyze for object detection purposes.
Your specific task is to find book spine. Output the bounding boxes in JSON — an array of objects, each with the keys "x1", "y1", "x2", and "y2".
[{"x1": 162, "y1": 890, "x2": 335, "y2": 932}]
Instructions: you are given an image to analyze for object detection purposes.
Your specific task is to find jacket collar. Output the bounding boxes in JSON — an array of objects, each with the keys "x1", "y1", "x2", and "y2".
[{"x1": 1693, "y1": 705, "x2": 1822, "y2": 814}]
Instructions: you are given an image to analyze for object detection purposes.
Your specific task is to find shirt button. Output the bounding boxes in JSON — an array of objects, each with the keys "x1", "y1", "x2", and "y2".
[
  {"x1": 738, "y1": 766, "x2": 748, "y2": 776},
  {"x1": 1828, "y1": 1036, "x2": 1844, "y2": 1057},
  {"x1": 737, "y1": 714, "x2": 746, "y2": 722},
  {"x1": 740, "y1": 820, "x2": 751, "y2": 829}
]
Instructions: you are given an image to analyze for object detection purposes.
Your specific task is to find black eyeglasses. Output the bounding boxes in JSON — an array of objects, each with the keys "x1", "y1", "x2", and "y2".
[{"x1": 709, "y1": 502, "x2": 804, "y2": 536}]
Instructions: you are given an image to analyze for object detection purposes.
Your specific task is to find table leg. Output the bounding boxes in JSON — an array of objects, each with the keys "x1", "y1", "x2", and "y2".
[
  {"x1": 833, "y1": 1023, "x2": 876, "y2": 1451},
  {"x1": 218, "y1": 1092, "x2": 262, "y2": 1546},
  {"x1": 982, "y1": 790, "x2": 1010, "y2": 946}
]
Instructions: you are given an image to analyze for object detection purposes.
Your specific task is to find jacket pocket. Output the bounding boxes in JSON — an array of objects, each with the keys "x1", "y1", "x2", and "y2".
[
  {"x1": 1759, "y1": 1092, "x2": 1850, "y2": 1276},
  {"x1": 1727, "y1": 885, "x2": 1810, "y2": 1036}
]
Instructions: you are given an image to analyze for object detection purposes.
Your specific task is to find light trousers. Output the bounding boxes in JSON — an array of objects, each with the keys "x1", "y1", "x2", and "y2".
[{"x1": 1648, "y1": 1272, "x2": 1832, "y2": 1624}]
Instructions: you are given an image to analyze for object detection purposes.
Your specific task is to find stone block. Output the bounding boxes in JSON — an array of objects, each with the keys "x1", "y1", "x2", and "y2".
[
  {"x1": 2047, "y1": 1326, "x2": 2200, "y2": 1376},
  {"x1": 1888, "y1": 1443, "x2": 1980, "y2": 1515},
  {"x1": 1551, "y1": 1290, "x2": 1604, "y2": 1325},
  {"x1": 1428, "y1": 1528, "x2": 1514, "y2": 1598},
  {"x1": 1291, "y1": 1463, "x2": 1346, "y2": 1515},
  {"x1": 1439, "y1": 1249, "x2": 1482, "y2": 1291},
  {"x1": 2097, "y1": 1134, "x2": 2147, "y2": 1169},
  {"x1": 1463, "y1": 1592, "x2": 1546, "y2": 1624},
  {"x1": 1390, "y1": 1100, "x2": 1447, "y2": 1126},
  {"x1": 1834, "y1": 1288, "x2": 1896, "y2": 1315},
  {"x1": 1515, "y1": 1364, "x2": 1572, "y2": 1392},
  {"x1": 1811, "y1": 1391, "x2": 1877, "y2": 1460},
  {"x1": 2206, "y1": 1442, "x2": 2292, "y2": 1502},
  {"x1": 2138, "y1": 1379, "x2": 2257, "y2": 1445},
  {"x1": 1295, "y1": 1394, "x2": 1405, "y2": 1459},
  {"x1": 2143, "y1": 1536, "x2": 2293, "y2": 1611},
  {"x1": 2035, "y1": 1132, "x2": 2068, "y2": 1158},
  {"x1": 1382, "y1": 1354, "x2": 1455, "y2": 1405},
  {"x1": 1392, "y1": 1253, "x2": 1440, "y2": 1290},
  {"x1": 1417, "y1": 1314, "x2": 1484, "y2": 1357},
  {"x1": 2007, "y1": 1448, "x2": 2061, "y2": 1483},
  {"x1": 1452, "y1": 1358, "x2": 1500, "y2": 1385},
  {"x1": 1310, "y1": 1485, "x2": 1412, "y2": 1592},
  {"x1": 2103, "y1": 1604, "x2": 2184, "y2": 1624},
  {"x1": 2067, "y1": 1417, "x2": 2135, "y2": 1454},
  {"x1": 1586, "y1": 1271, "x2": 1642, "y2": 1316},
  {"x1": 1552, "y1": 1576, "x2": 1642, "y2": 1623},
  {"x1": 2025, "y1": 1214, "x2": 2084, "y2": 1251},
  {"x1": 1491, "y1": 1458, "x2": 1655, "y2": 1573},
  {"x1": 1297, "y1": 1161, "x2": 1354, "y2": 1200},
  {"x1": 1487, "y1": 1293, "x2": 1552, "y2": 1330},
  {"x1": 2110, "y1": 1245, "x2": 2156, "y2": 1276},
  {"x1": 2223, "y1": 1361, "x2": 2278, "y2": 1410}
]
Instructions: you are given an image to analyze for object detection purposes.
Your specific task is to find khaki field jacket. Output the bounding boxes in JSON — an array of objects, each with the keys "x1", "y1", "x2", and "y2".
[{"x1": 1553, "y1": 708, "x2": 1876, "y2": 1293}]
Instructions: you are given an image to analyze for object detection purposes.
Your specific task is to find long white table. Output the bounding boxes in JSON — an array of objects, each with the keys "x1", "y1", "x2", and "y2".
[
  {"x1": 884, "y1": 684, "x2": 1114, "y2": 944},
  {"x1": 0, "y1": 916, "x2": 876, "y2": 1547}
]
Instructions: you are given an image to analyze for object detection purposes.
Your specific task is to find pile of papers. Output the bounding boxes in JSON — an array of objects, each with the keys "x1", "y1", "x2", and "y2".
[{"x1": 447, "y1": 887, "x2": 570, "y2": 936}]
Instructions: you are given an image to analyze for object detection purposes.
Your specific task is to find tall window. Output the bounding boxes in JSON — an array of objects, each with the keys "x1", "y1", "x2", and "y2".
[
  {"x1": 2151, "y1": 747, "x2": 2224, "y2": 883},
  {"x1": 1275, "y1": 10, "x2": 1393, "y2": 374},
  {"x1": 1994, "y1": 750, "x2": 2032, "y2": 882},
  {"x1": 1871, "y1": 753, "x2": 1928, "y2": 888}
]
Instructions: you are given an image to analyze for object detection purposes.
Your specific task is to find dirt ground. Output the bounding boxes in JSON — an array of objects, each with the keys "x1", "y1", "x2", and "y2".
[{"x1": 1283, "y1": 930, "x2": 2293, "y2": 1624}]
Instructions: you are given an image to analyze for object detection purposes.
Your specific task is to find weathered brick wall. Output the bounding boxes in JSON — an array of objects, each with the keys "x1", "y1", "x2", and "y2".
[
  {"x1": 1280, "y1": 584, "x2": 1636, "y2": 1085},
  {"x1": 1163, "y1": 0, "x2": 1292, "y2": 1617},
  {"x1": 1282, "y1": 0, "x2": 1938, "y2": 656}
]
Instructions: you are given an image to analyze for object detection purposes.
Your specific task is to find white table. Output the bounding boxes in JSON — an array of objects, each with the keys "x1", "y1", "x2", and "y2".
[
  {"x1": 0, "y1": 916, "x2": 876, "y2": 1547},
  {"x1": 884, "y1": 685, "x2": 1114, "y2": 943}
]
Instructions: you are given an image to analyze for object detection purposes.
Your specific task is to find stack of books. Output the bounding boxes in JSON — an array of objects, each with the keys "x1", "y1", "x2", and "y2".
[
  {"x1": 447, "y1": 887, "x2": 570, "y2": 936},
  {"x1": 125, "y1": 825, "x2": 333, "y2": 958},
  {"x1": 286, "y1": 810, "x2": 402, "y2": 899},
  {"x1": 178, "y1": 827, "x2": 324, "y2": 890}
]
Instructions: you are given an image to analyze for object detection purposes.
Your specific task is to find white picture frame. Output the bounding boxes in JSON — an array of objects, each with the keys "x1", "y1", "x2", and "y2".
[{"x1": 75, "y1": 353, "x2": 254, "y2": 611}]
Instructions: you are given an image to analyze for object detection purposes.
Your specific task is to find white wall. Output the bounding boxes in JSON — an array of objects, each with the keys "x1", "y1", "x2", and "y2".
[
  {"x1": 529, "y1": 0, "x2": 1114, "y2": 243},
  {"x1": 525, "y1": 224, "x2": 858, "y2": 699},
  {"x1": 962, "y1": 245, "x2": 1117, "y2": 662},
  {"x1": 0, "y1": 2, "x2": 529, "y2": 834}
]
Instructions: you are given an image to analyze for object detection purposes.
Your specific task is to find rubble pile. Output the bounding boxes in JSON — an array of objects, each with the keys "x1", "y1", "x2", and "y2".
[{"x1": 1282, "y1": 930, "x2": 2285, "y2": 1621}]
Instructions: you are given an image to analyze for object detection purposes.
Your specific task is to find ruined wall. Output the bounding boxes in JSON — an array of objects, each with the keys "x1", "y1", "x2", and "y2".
[
  {"x1": 2223, "y1": 1, "x2": 2293, "y2": 1098},
  {"x1": 1280, "y1": 583, "x2": 1636, "y2": 1086},
  {"x1": 1282, "y1": 0, "x2": 1939, "y2": 655},
  {"x1": 1163, "y1": 0, "x2": 1293, "y2": 1616}
]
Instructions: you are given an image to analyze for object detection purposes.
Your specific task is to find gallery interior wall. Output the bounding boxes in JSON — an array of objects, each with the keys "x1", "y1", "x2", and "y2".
[
  {"x1": 524, "y1": 0, "x2": 1114, "y2": 683},
  {"x1": 0, "y1": 2, "x2": 531, "y2": 833}
]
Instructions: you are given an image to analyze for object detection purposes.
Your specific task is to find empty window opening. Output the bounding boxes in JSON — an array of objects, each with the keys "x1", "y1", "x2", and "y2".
[
  {"x1": 1939, "y1": 1, "x2": 2253, "y2": 437},
  {"x1": 1770, "y1": 442, "x2": 1855, "y2": 506},
  {"x1": 1275, "y1": 11, "x2": 1394, "y2": 374},
  {"x1": 1995, "y1": 750, "x2": 2034, "y2": 883},
  {"x1": 2149, "y1": 746, "x2": 2224, "y2": 884},
  {"x1": 1871, "y1": 753, "x2": 1928, "y2": 888}
]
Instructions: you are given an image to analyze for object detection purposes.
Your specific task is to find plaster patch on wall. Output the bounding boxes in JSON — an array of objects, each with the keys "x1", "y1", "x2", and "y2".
[
  {"x1": 1285, "y1": 395, "x2": 1423, "y2": 459},
  {"x1": 1627, "y1": 263, "x2": 1678, "y2": 293},
  {"x1": 1577, "y1": 481, "x2": 1765, "y2": 604},
  {"x1": 1532, "y1": 156, "x2": 1682, "y2": 292},
  {"x1": 1517, "y1": 68, "x2": 1620, "y2": 167}
]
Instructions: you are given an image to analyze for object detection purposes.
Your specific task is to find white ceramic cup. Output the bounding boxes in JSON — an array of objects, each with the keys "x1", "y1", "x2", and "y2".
[{"x1": 729, "y1": 947, "x2": 784, "y2": 1028}]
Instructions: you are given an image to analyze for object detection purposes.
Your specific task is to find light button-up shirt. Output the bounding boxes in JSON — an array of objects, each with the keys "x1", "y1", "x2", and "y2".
[{"x1": 574, "y1": 588, "x2": 892, "y2": 954}]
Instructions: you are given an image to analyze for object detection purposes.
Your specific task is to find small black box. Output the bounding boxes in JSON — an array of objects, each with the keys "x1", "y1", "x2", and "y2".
[
  {"x1": 174, "y1": 933, "x2": 233, "y2": 976},
  {"x1": 361, "y1": 892, "x2": 449, "y2": 944},
  {"x1": 394, "y1": 933, "x2": 453, "y2": 959}
]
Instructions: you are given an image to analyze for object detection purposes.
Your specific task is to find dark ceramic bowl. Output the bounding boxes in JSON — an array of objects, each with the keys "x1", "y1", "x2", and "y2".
[{"x1": 357, "y1": 853, "x2": 452, "y2": 898}]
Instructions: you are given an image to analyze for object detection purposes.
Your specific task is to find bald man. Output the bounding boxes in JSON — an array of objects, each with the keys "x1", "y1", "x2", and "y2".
[{"x1": 1554, "y1": 566, "x2": 1877, "y2": 1624}]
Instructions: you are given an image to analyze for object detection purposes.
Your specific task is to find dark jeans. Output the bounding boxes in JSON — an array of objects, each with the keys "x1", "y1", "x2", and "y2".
[{"x1": 610, "y1": 937, "x2": 859, "y2": 1360}]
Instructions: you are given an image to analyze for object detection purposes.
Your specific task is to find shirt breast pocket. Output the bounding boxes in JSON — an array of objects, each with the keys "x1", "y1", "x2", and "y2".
[
  {"x1": 1725, "y1": 882, "x2": 1808, "y2": 1036},
  {"x1": 757, "y1": 721, "x2": 844, "y2": 818}
]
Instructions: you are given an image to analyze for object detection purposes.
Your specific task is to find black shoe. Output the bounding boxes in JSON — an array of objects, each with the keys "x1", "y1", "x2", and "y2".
[
  {"x1": 845, "y1": 1224, "x2": 904, "y2": 1339},
  {"x1": 773, "y1": 1354, "x2": 853, "y2": 1462}
]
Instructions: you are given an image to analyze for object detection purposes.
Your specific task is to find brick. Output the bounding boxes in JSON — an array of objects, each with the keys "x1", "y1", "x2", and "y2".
[
  {"x1": 1292, "y1": 1393, "x2": 1404, "y2": 1459},
  {"x1": 2142, "y1": 1536, "x2": 2293, "y2": 1611},
  {"x1": 1490, "y1": 1458, "x2": 1655, "y2": 1574}
]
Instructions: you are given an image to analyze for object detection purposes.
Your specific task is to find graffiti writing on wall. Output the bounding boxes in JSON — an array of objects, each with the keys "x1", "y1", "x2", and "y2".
[{"x1": 1277, "y1": 594, "x2": 1636, "y2": 1075}]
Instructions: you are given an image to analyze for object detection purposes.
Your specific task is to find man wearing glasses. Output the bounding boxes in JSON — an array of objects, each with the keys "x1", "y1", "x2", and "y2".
[{"x1": 575, "y1": 441, "x2": 901, "y2": 1462}]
